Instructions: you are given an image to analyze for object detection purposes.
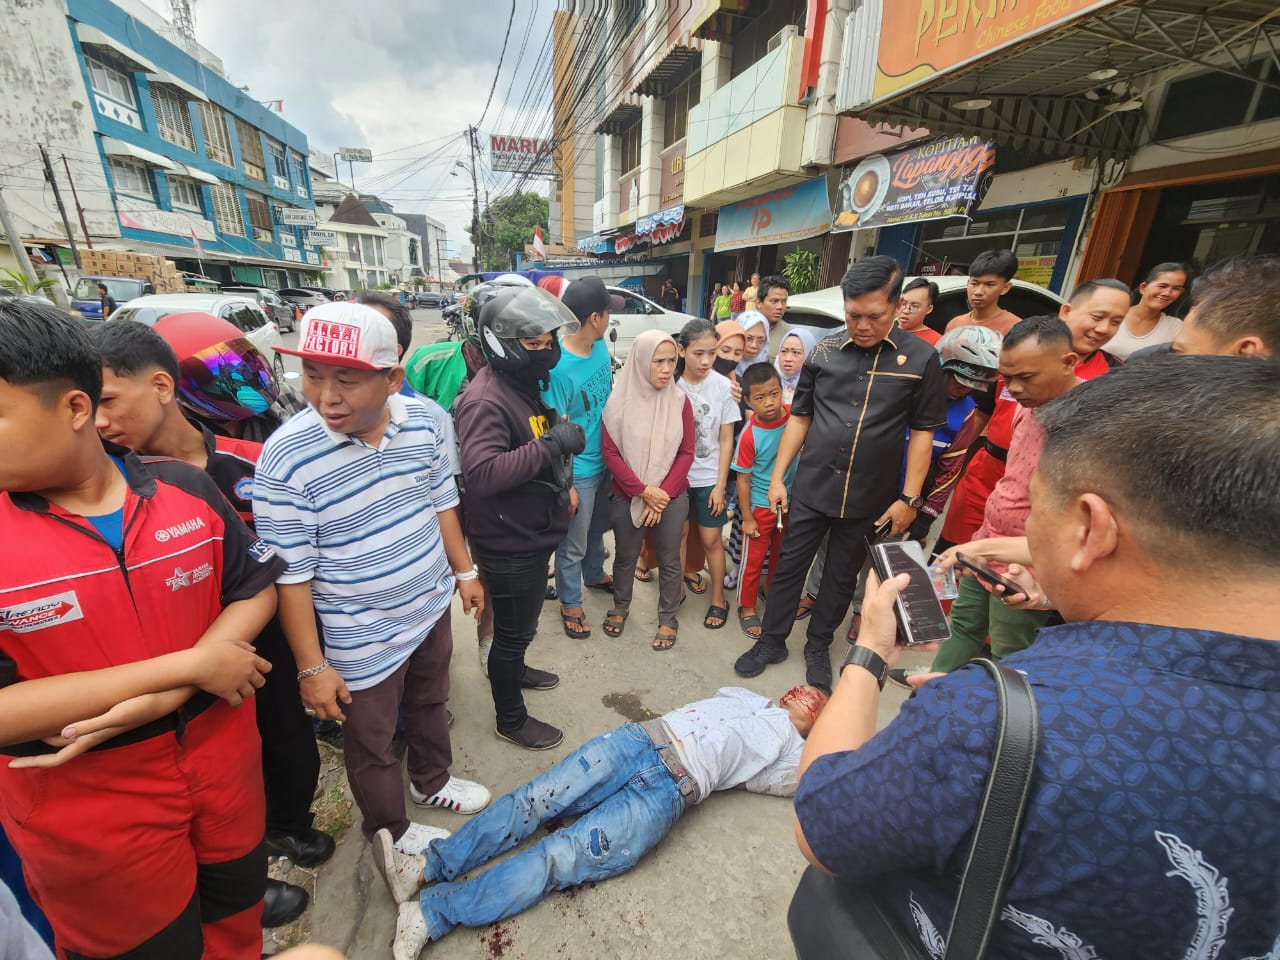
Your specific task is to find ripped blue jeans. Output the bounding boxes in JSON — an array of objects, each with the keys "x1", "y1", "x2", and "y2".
[{"x1": 418, "y1": 723, "x2": 686, "y2": 940}]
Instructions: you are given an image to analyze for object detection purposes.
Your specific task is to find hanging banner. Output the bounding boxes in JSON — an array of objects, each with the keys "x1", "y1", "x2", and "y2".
[
  {"x1": 636, "y1": 204, "x2": 686, "y2": 247},
  {"x1": 714, "y1": 175, "x2": 832, "y2": 253},
  {"x1": 832, "y1": 135, "x2": 995, "y2": 232}
]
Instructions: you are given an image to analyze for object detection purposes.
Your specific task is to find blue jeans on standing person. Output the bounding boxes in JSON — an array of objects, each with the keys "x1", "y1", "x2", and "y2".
[
  {"x1": 415, "y1": 723, "x2": 687, "y2": 940},
  {"x1": 554, "y1": 471, "x2": 611, "y2": 610}
]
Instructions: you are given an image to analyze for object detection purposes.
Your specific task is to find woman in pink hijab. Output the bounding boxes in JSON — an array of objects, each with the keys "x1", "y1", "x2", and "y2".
[{"x1": 601, "y1": 330, "x2": 695, "y2": 650}]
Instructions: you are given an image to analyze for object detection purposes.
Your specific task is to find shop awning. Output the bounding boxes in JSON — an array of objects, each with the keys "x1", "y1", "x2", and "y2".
[
  {"x1": 170, "y1": 162, "x2": 219, "y2": 185},
  {"x1": 632, "y1": 41, "x2": 703, "y2": 97},
  {"x1": 594, "y1": 96, "x2": 643, "y2": 136},
  {"x1": 714, "y1": 175, "x2": 831, "y2": 253},
  {"x1": 145, "y1": 69, "x2": 209, "y2": 102},
  {"x1": 74, "y1": 23, "x2": 159, "y2": 73},
  {"x1": 838, "y1": 0, "x2": 1280, "y2": 164},
  {"x1": 690, "y1": 0, "x2": 752, "y2": 43},
  {"x1": 102, "y1": 137, "x2": 176, "y2": 170}
]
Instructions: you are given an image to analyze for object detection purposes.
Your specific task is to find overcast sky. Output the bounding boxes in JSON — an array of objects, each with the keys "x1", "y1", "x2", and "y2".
[{"x1": 140, "y1": 0, "x2": 554, "y2": 261}]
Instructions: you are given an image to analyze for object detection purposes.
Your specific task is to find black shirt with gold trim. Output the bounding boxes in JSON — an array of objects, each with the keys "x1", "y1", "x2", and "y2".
[{"x1": 791, "y1": 329, "x2": 947, "y2": 519}]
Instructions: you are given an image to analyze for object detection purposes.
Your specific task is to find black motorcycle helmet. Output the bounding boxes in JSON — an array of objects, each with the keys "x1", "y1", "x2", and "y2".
[
  {"x1": 478, "y1": 285, "x2": 580, "y2": 375},
  {"x1": 464, "y1": 276, "x2": 533, "y2": 330}
]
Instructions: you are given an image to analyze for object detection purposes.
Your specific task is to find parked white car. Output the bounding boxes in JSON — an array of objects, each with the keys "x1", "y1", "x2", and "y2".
[
  {"x1": 606, "y1": 285, "x2": 697, "y2": 360},
  {"x1": 110, "y1": 293, "x2": 286, "y2": 378}
]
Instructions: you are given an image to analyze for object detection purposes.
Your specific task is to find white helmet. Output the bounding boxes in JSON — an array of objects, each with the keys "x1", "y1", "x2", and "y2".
[{"x1": 937, "y1": 326, "x2": 1002, "y2": 390}]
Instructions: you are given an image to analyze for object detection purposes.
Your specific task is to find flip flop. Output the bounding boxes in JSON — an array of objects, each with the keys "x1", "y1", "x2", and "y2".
[
  {"x1": 703, "y1": 605, "x2": 728, "y2": 630},
  {"x1": 738, "y1": 608, "x2": 763, "y2": 639},
  {"x1": 560, "y1": 608, "x2": 590, "y2": 639},
  {"x1": 794, "y1": 594, "x2": 817, "y2": 621},
  {"x1": 585, "y1": 579, "x2": 615, "y2": 594},
  {"x1": 652, "y1": 628, "x2": 677, "y2": 651},
  {"x1": 634, "y1": 567, "x2": 654, "y2": 583},
  {"x1": 603, "y1": 610, "x2": 628, "y2": 637},
  {"x1": 683, "y1": 573, "x2": 708, "y2": 595}
]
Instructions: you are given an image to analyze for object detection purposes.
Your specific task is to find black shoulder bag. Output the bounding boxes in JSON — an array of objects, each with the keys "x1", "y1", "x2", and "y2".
[{"x1": 788, "y1": 659, "x2": 1040, "y2": 960}]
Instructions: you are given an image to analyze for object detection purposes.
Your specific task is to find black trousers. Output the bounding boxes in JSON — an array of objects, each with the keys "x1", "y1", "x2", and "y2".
[
  {"x1": 758, "y1": 498, "x2": 877, "y2": 654},
  {"x1": 254, "y1": 616, "x2": 321, "y2": 836},
  {"x1": 476, "y1": 549, "x2": 552, "y2": 733}
]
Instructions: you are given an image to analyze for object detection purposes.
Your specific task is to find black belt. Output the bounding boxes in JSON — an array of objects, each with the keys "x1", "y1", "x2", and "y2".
[
  {"x1": 0, "y1": 691, "x2": 216, "y2": 758},
  {"x1": 638, "y1": 718, "x2": 700, "y2": 804},
  {"x1": 981, "y1": 438, "x2": 1009, "y2": 462}
]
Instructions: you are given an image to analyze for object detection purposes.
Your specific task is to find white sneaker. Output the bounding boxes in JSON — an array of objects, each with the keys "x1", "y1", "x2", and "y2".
[
  {"x1": 410, "y1": 775, "x2": 491, "y2": 815},
  {"x1": 478, "y1": 635, "x2": 493, "y2": 677},
  {"x1": 393, "y1": 900, "x2": 431, "y2": 960},
  {"x1": 372, "y1": 828, "x2": 426, "y2": 904},
  {"x1": 395, "y1": 821, "x2": 451, "y2": 857}
]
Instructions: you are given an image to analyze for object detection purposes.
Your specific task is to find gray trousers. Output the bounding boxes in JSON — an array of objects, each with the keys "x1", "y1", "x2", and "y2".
[{"x1": 610, "y1": 491, "x2": 691, "y2": 629}]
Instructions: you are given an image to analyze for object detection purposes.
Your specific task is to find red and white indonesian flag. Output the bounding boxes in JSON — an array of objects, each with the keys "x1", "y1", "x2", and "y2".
[
  {"x1": 533, "y1": 225, "x2": 546, "y2": 260},
  {"x1": 190, "y1": 227, "x2": 205, "y2": 257}
]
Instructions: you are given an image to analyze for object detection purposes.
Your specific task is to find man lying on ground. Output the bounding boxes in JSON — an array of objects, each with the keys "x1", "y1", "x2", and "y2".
[{"x1": 369, "y1": 685, "x2": 829, "y2": 959}]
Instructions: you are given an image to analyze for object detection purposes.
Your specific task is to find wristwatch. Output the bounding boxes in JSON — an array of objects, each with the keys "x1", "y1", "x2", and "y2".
[
  {"x1": 840, "y1": 645, "x2": 888, "y2": 689},
  {"x1": 899, "y1": 493, "x2": 924, "y2": 509}
]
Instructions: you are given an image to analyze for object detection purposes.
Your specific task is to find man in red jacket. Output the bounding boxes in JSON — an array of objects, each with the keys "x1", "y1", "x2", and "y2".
[
  {"x1": 0, "y1": 299, "x2": 283, "y2": 958},
  {"x1": 89, "y1": 318, "x2": 330, "y2": 927}
]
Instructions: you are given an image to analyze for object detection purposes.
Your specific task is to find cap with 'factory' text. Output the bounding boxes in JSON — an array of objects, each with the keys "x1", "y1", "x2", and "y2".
[{"x1": 275, "y1": 302, "x2": 400, "y2": 370}]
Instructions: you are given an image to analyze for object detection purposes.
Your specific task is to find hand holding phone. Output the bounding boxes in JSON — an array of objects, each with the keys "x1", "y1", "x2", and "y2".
[
  {"x1": 866, "y1": 539, "x2": 951, "y2": 646},
  {"x1": 954, "y1": 552, "x2": 1026, "y2": 596}
]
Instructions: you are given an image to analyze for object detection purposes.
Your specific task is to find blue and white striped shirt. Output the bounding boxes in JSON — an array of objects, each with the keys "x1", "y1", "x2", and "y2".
[{"x1": 252, "y1": 394, "x2": 459, "y2": 691}]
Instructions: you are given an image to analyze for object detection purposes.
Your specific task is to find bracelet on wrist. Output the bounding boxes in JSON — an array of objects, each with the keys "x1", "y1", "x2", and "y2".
[
  {"x1": 455, "y1": 566, "x2": 480, "y2": 582},
  {"x1": 296, "y1": 660, "x2": 329, "y2": 681}
]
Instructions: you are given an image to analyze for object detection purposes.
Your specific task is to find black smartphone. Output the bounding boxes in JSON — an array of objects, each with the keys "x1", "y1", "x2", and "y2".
[
  {"x1": 954, "y1": 552, "x2": 1026, "y2": 596},
  {"x1": 873, "y1": 518, "x2": 894, "y2": 540},
  {"x1": 866, "y1": 539, "x2": 951, "y2": 646}
]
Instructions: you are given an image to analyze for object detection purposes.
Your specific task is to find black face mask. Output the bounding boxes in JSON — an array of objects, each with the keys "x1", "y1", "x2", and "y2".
[
  {"x1": 513, "y1": 340, "x2": 562, "y2": 390},
  {"x1": 713, "y1": 356, "x2": 738, "y2": 376}
]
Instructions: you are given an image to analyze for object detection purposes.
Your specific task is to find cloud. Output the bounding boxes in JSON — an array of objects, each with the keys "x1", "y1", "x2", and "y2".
[{"x1": 138, "y1": 0, "x2": 553, "y2": 258}]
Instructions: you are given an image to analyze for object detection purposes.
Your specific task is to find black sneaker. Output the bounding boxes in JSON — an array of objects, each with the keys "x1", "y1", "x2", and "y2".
[
  {"x1": 496, "y1": 716, "x2": 564, "y2": 751},
  {"x1": 733, "y1": 640, "x2": 788, "y2": 678},
  {"x1": 804, "y1": 645, "x2": 832, "y2": 693},
  {"x1": 521, "y1": 666, "x2": 560, "y2": 691},
  {"x1": 266, "y1": 827, "x2": 336, "y2": 868},
  {"x1": 262, "y1": 878, "x2": 308, "y2": 928}
]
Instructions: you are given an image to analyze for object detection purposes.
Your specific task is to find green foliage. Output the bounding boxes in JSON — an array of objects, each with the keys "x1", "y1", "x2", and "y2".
[
  {"x1": 469, "y1": 191, "x2": 549, "y2": 271},
  {"x1": 0, "y1": 267, "x2": 58, "y2": 295},
  {"x1": 782, "y1": 248, "x2": 819, "y2": 296}
]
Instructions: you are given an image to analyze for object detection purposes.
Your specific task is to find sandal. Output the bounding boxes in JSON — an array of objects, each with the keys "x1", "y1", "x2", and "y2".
[
  {"x1": 602, "y1": 610, "x2": 628, "y2": 637},
  {"x1": 560, "y1": 607, "x2": 591, "y2": 639},
  {"x1": 794, "y1": 594, "x2": 817, "y2": 621},
  {"x1": 683, "y1": 573, "x2": 708, "y2": 595},
  {"x1": 585, "y1": 578, "x2": 615, "y2": 594},
  {"x1": 703, "y1": 605, "x2": 728, "y2": 630},
  {"x1": 652, "y1": 627, "x2": 677, "y2": 651},
  {"x1": 634, "y1": 567, "x2": 654, "y2": 583},
  {"x1": 738, "y1": 607, "x2": 763, "y2": 639}
]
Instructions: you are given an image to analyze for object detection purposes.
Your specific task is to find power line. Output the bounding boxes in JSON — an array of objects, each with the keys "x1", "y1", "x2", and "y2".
[{"x1": 477, "y1": 0, "x2": 519, "y2": 131}]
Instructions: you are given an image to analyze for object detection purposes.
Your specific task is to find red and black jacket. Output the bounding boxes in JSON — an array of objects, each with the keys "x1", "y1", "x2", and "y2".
[
  {"x1": 0, "y1": 444, "x2": 284, "y2": 754},
  {"x1": 200, "y1": 424, "x2": 264, "y2": 528}
]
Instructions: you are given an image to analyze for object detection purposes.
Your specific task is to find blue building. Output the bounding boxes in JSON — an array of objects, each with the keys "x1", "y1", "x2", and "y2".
[{"x1": 65, "y1": 0, "x2": 320, "y2": 288}]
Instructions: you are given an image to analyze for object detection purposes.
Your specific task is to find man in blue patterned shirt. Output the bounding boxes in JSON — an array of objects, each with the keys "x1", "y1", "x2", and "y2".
[{"x1": 793, "y1": 356, "x2": 1280, "y2": 958}]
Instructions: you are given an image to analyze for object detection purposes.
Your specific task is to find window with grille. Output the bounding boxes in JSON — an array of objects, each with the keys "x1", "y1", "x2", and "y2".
[
  {"x1": 360, "y1": 235, "x2": 377, "y2": 264},
  {"x1": 245, "y1": 193, "x2": 274, "y2": 241},
  {"x1": 266, "y1": 140, "x2": 288, "y2": 180},
  {"x1": 620, "y1": 120, "x2": 641, "y2": 174},
  {"x1": 209, "y1": 183, "x2": 245, "y2": 236},
  {"x1": 148, "y1": 86, "x2": 193, "y2": 150},
  {"x1": 84, "y1": 52, "x2": 136, "y2": 107},
  {"x1": 236, "y1": 119, "x2": 266, "y2": 181},
  {"x1": 109, "y1": 157, "x2": 153, "y2": 200},
  {"x1": 169, "y1": 177, "x2": 202, "y2": 211},
  {"x1": 663, "y1": 68, "x2": 701, "y2": 147},
  {"x1": 289, "y1": 153, "x2": 307, "y2": 190},
  {"x1": 199, "y1": 103, "x2": 234, "y2": 167}
]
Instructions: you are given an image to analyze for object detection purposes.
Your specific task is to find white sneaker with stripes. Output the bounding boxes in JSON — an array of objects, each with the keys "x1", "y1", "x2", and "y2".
[{"x1": 410, "y1": 775, "x2": 491, "y2": 815}]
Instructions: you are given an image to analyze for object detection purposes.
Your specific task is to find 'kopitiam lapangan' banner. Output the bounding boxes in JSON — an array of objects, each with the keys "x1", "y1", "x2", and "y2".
[{"x1": 832, "y1": 135, "x2": 995, "y2": 232}]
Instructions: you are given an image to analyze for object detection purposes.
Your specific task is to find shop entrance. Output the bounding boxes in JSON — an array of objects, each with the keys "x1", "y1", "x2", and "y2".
[{"x1": 1139, "y1": 174, "x2": 1280, "y2": 277}]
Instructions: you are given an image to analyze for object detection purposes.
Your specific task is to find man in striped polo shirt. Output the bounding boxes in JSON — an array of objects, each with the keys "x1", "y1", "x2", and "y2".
[{"x1": 254, "y1": 303, "x2": 491, "y2": 860}]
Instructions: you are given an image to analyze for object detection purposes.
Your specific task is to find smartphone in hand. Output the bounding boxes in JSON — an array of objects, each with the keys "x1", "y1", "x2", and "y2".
[
  {"x1": 866, "y1": 539, "x2": 951, "y2": 646},
  {"x1": 954, "y1": 552, "x2": 1026, "y2": 597}
]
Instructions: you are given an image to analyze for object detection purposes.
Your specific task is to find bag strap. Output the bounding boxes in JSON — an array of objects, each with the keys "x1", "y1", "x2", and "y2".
[{"x1": 942, "y1": 658, "x2": 1040, "y2": 960}]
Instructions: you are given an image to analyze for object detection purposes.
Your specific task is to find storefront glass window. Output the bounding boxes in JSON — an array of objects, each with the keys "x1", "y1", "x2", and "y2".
[{"x1": 912, "y1": 201, "x2": 1072, "y2": 285}]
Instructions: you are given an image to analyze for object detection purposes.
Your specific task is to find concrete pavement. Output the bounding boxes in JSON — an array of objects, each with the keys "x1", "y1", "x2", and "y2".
[{"x1": 284, "y1": 307, "x2": 933, "y2": 958}]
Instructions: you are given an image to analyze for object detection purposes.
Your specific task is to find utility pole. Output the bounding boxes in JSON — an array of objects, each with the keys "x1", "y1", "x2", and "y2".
[
  {"x1": 40, "y1": 144, "x2": 80, "y2": 274},
  {"x1": 467, "y1": 125, "x2": 481, "y2": 273},
  {"x1": 61, "y1": 154, "x2": 93, "y2": 251},
  {"x1": 0, "y1": 187, "x2": 40, "y2": 289},
  {"x1": 484, "y1": 187, "x2": 494, "y2": 271},
  {"x1": 436, "y1": 236, "x2": 446, "y2": 292}
]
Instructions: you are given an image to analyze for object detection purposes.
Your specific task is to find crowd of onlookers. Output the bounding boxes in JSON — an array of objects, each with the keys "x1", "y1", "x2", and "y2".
[{"x1": 0, "y1": 245, "x2": 1275, "y2": 959}]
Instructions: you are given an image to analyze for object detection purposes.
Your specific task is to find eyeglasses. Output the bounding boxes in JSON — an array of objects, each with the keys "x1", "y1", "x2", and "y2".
[{"x1": 899, "y1": 302, "x2": 926, "y2": 314}]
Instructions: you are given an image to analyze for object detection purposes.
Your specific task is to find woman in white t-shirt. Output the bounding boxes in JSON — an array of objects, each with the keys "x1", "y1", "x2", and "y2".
[
  {"x1": 1106, "y1": 263, "x2": 1188, "y2": 360},
  {"x1": 676, "y1": 318, "x2": 740, "y2": 632}
]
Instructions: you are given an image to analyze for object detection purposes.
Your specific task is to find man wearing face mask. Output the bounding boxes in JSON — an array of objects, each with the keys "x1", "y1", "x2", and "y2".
[{"x1": 454, "y1": 287, "x2": 586, "y2": 750}]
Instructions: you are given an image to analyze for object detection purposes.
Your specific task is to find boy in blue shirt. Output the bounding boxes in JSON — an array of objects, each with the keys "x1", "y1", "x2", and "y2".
[
  {"x1": 543, "y1": 278, "x2": 622, "y2": 640},
  {"x1": 732, "y1": 363, "x2": 797, "y2": 639}
]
